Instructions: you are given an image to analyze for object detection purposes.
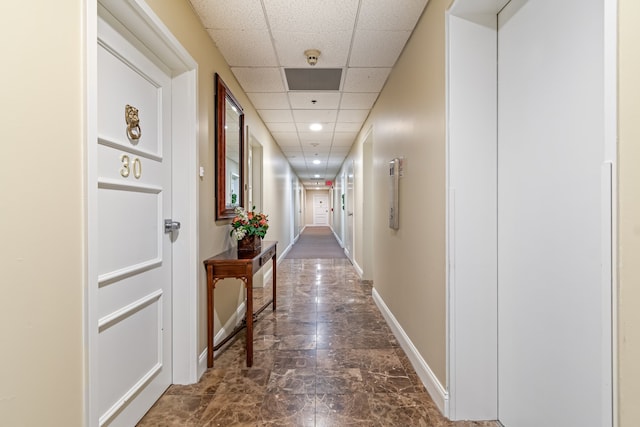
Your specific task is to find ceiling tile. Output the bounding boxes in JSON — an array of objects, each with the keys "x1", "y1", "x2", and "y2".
[
  {"x1": 247, "y1": 92, "x2": 290, "y2": 109},
  {"x1": 288, "y1": 92, "x2": 341, "y2": 109},
  {"x1": 194, "y1": 1, "x2": 426, "y2": 186},
  {"x1": 295, "y1": 122, "x2": 336, "y2": 133},
  {"x1": 189, "y1": 0, "x2": 267, "y2": 30},
  {"x1": 334, "y1": 122, "x2": 363, "y2": 132},
  {"x1": 258, "y1": 109, "x2": 294, "y2": 122},
  {"x1": 208, "y1": 29, "x2": 277, "y2": 66},
  {"x1": 357, "y1": 0, "x2": 428, "y2": 31},
  {"x1": 281, "y1": 148, "x2": 303, "y2": 155},
  {"x1": 273, "y1": 31, "x2": 351, "y2": 67},
  {"x1": 349, "y1": 30, "x2": 411, "y2": 67},
  {"x1": 231, "y1": 68, "x2": 285, "y2": 92},
  {"x1": 329, "y1": 148, "x2": 352, "y2": 156},
  {"x1": 292, "y1": 109, "x2": 338, "y2": 123},
  {"x1": 264, "y1": 0, "x2": 359, "y2": 32},
  {"x1": 343, "y1": 68, "x2": 391, "y2": 92},
  {"x1": 340, "y1": 92, "x2": 379, "y2": 109},
  {"x1": 266, "y1": 122, "x2": 297, "y2": 132},
  {"x1": 305, "y1": 144, "x2": 333, "y2": 153},
  {"x1": 333, "y1": 132, "x2": 359, "y2": 144},
  {"x1": 298, "y1": 132, "x2": 333, "y2": 142},
  {"x1": 270, "y1": 132, "x2": 300, "y2": 143},
  {"x1": 337, "y1": 109, "x2": 369, "y2": 123}
]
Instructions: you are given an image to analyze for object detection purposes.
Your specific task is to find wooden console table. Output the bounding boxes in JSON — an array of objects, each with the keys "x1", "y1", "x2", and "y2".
[{"x1": 203, "y1": 241, "x2": 277, "y2": 368}]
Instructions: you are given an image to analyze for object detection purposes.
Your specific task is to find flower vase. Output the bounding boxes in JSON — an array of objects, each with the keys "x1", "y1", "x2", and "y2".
[{"x1": 238, "y1": 234, "x2": 261, "y2": 254}]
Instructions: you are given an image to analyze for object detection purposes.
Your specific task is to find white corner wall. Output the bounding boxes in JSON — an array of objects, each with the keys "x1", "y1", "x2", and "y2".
[{"x1": 446, "y1": 5, "x2": 499, "y2": 420}]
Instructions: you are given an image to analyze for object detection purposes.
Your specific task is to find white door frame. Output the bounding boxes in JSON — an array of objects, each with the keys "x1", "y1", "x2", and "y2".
[
  {"x1": 446, "y1": 0, "x2": 617, "y2": 423},
  {"x1": 86, "y1": 1, "x2": 199, "y2": 425}
]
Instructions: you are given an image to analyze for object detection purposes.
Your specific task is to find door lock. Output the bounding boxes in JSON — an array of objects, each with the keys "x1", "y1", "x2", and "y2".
[{"x1": 164, "y1": 219, "x2": 181, "y2": 233}]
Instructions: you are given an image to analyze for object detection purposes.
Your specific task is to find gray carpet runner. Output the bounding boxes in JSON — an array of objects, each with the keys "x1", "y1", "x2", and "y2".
[{"x1": 285, "y1": 226, "x2": 347, "y2": 259}]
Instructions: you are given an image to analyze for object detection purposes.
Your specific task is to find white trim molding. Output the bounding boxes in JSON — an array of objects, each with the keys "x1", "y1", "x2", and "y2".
[{"x1": 372, "y1": 288, "x2": 449, "y2": 415}]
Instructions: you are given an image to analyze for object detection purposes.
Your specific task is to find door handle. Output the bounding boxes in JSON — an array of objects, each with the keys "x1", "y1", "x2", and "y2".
[{"x1": 164, "y1": 219, "x2": 181, "y2": 233}]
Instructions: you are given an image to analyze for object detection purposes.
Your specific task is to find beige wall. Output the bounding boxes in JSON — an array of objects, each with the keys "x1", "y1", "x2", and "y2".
[
  {"x1": 618, "y1": 0, "x2": 640, "y2": 424},
  {"x1": 344, "y1": 0, "x2": 450, "y2": 385},
  {"x1": 146, "y1": 0, "x2": 298, "y2": 354},
  {"x1": 0, "y1": 0, "x2": 84, "y2": 425}
]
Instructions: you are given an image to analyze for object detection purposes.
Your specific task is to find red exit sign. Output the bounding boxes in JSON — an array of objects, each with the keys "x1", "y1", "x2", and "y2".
[{"x1": 325, "y1": 180, "x2": 333, "y2": 186}]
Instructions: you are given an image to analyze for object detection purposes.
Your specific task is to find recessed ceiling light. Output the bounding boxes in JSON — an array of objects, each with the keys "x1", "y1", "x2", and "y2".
[
  {"x1": 309, "y1": 123, "x2": 323, "y2": 131},
  {"x1": 314, "y1": 174, "x2": 320, "y2": 178},
  {"x1": 313, "y1": 159, "x2": 321, "y2": 165}
]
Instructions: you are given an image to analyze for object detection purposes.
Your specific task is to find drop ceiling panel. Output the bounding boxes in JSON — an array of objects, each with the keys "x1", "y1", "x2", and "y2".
[
  {"x1": 298, "y1": 132, "x2": 333, "y2": 142},
  {"x1": 189, "y1": 0, "x2": 267, "y2": 29},
  {"x1": 273, "y1": 31, "x2": 351, "y2": 67},
  {"x1": 333, "y1": 132, "x2": 359, "y2": 144},
  {"x1": 288, "y1": 92, "x2": 341, "y2": 109},
  {"x1": 337, "y1": 109, "x2": 369, "y2": 123},
  {"x1": 266, "y1": 122, "x2": 297, "y2": 133},
  {"x1": 270, "y1": 132, "x2": 300, "y2": 143},
  {"x1": 329, "y1": 148, "x2": 352, "y2": 156},
  {"x1": 208, "y1": 30, "x2": 277, "y2": 66},
  {"x1": 357, "y1": 0, "x2": 428, "y2": 31},
  {"x1": 292, "y1": 109, "x2": 337, "y2": 123},
  {"x1": 258, "y1": 109, "x2": 294, "y2": 122},
  {"x1": 264, "y1": 0, "x2": 359, "y2": 32},
  {"x1": 343, "y1": 68, "x2": 391, "y2": 92},
  {"x1": 334, "y1": 122, "x2": 363, "y2": 132},
  {"x1": 247, "y1": 92, "x2": 290, "y2": 109},
  {"x1": 191, "y1": 1, "x2": 427, "y2": 188},
  {"x1": 231, "y1": 68, "x2": 285, "y2": 92},
  {"x1": 295, "y1": 122, "x2": 336, "y2": 133},
  {"x1": 340, "y1": 92, "x2": 379, "y2": 109},
  {"x1": 349, "y1": 30, "x2": 411, "y2": 67},
  {"x1": 281, "y1": 149, "x2": 304, "y2": 156},
  {"x1": 302, "y1": 146, "x2": 332, "y2": 153}
]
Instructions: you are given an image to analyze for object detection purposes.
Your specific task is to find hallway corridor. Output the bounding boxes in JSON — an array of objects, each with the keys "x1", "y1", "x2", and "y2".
[{"x1": 138, "y1": 256, "x2": 497, "y2": 426}]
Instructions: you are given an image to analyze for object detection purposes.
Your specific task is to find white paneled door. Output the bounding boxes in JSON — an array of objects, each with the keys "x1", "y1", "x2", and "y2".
[
  {"x1": 95, "y1": 16, "x2": 173, "y2": 426},
  {"x1": 497, "y1": 0, "x2": 611, "y2": 425},
  {"x1": 313, "y1": 193, "x2": 329, "y2": 225}
]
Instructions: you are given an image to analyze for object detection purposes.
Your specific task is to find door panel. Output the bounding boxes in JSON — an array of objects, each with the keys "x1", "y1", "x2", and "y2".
[
  {"x1": 96, "y1": 16, "x2": 172, "y2": 427},
  {"x1": 313, "y1": 194, "x2": 329, "y2": 225},
  {"x1": 497, "y1": 0, "x2": 610, "y2": 425}
]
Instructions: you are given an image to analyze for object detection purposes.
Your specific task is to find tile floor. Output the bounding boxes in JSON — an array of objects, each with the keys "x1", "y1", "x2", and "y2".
[{"x1": 138, "y1": 258, "x2": 497, "y2": 426}]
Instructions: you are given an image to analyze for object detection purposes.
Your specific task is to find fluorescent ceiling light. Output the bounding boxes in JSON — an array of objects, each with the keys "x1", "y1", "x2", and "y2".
[
  {"x1": 312, "y1": 159, "x2": 321, "y2": 165},
  {"x1": 314, "y1": 174, "x2": 320, "y2": 178},
  {"x1": 309, "y1": 123, "x2": 323, "y2": 131}
]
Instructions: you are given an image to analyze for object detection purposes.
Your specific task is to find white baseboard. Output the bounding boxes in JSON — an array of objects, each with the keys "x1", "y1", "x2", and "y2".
[
  {"x1": 372, "y1": 288, "x2": 449, "y2": 416},
  {"x1": 352, "y1": 259, "x2": 364, "y2": 278},
  {"x1": 199, "y1": 300, "x2": 247, "y2": 377},
  {"x1": 331, "y1": 228, "x2": 344, "y2": 247},
  {"x1": 279, "y1": 242, "x2": 293, "y2": 261}
]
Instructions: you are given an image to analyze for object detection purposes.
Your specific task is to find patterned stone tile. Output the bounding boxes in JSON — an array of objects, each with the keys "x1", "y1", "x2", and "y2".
[
  {"x1": 137, "y1": 394, "x2": 211, "y2": 426},
  {"x1": 266, "y1": 368, "x2": 316, "y2": 394},
  {"x1": 138, "y1": 257, "x2": 499, "y2": 427}
]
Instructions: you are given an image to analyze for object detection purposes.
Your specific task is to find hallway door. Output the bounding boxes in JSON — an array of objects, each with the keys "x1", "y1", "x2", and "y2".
[
  {"x1": 313, "y1": 193, "x2": 329, "y2": 225},
  {"x1": 345, "y1": 161, "x2": 355, "y2": 258},
  {"x1": 96, "y1": 16, "x2": 173, "y2": 426},
  {"x1": 497, "y1": 0, "x2": 611, "y2": 425}
]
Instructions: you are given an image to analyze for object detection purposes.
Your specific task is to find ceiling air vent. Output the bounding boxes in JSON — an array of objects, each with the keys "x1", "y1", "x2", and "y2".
[{"x1": 284, "y1": 68, "x2": 342, "y2": 91}]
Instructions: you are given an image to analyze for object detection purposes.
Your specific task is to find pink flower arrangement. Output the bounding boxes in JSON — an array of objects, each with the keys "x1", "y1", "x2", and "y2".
[{"x1": 229, "y1": 206, "x2": 269, "y2": 240}]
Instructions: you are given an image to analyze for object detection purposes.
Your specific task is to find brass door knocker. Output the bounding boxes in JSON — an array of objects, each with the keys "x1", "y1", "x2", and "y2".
[{"x1": 125, "y1": 104, "x2": 142, "y2": 141}]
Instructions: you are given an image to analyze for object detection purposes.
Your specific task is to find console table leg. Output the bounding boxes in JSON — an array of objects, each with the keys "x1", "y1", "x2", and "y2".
[
  {"x1": 272, "y1": 255, "x2": 277, "y2": 311},
  {"x1": 246, "y1": 277, "x2": 253, "y2": 367}
]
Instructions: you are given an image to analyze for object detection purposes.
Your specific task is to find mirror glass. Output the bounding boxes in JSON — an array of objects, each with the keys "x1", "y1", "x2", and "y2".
[{"x1": 215, "y1": 74, "x2": 244, "y2": 220}]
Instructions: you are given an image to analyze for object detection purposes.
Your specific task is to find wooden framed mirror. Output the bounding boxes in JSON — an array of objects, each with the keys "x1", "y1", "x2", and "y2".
[{"x1": 215, "y1": 74, "x2": 244, "y2": 220}]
